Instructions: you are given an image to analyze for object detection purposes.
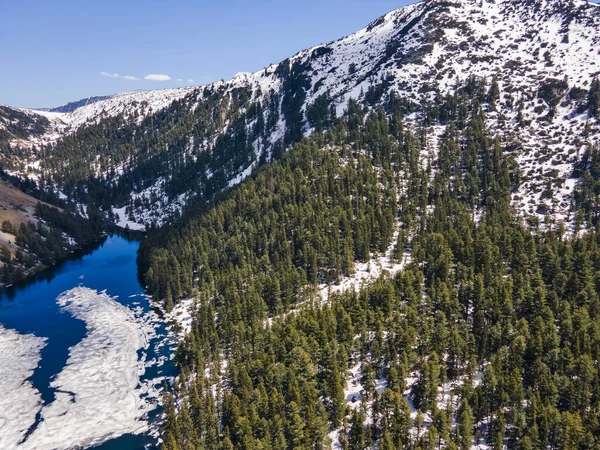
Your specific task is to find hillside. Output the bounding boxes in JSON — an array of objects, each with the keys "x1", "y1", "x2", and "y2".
[
  {"x1": 0, "y1": 178, "x2": 54, "y2": 285},
  {"x1": 147, "y1": 84, "x2": 600, "y2": 450},
  {"x1": 0, "y1": 175, "x2": 105, "y2": 287},
  {"x1": 0, "y1": 179, "x2": 45, "y2": 240},
  {"x1": 130, "y1": 2, "x2": 600, "y2": 448},
  {"x1": 0, "y1": 0, "x2": 598, "y2": 231}
]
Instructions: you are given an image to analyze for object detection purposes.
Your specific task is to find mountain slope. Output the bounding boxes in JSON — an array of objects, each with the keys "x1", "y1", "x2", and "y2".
[
  {"x1": 147, "y1": 78, "x2": 600, "y2": 450},
  {"x1": 2, "y1": 0, "x2": 600, "y2": 230},
  {"x1": 0, "y1": 175, "x2": 104, "y2": 287}
]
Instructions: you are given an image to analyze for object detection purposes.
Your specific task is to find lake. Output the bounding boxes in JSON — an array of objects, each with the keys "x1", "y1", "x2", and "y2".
[{"x1": 0, "y1": 234, "x2": 177, "y2": 449}]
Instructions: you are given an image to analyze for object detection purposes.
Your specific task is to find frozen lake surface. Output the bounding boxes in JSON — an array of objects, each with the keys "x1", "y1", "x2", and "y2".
[{"x1": 0, "y1": 235, "x2": 177, "y2": 449}]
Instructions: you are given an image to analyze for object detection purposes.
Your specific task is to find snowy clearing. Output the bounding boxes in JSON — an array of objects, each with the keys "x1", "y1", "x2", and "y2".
[{"x1": 112, "y1": 205, "x2": 147, "y2": 231}]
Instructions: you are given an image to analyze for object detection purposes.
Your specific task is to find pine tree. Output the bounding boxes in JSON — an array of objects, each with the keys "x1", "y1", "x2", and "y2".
[
  {"x1": 588, "y1": 77, "x2": 600, "y2": 119},
  {"x1": 489, "y1": 77, "x2": 500, "y2": 110},
  {"x1": 348, "y1": 410, "x2": 365, "y2": 450},
  {"x1": 287, "y1": 401, "x2": 307, "y2": 450},
  {"x1": 324, "y1": 344, "x2": 346, "y2": 427},
  {"x1": 457, "y1": 399, "x2": 474, "y2": 450}
]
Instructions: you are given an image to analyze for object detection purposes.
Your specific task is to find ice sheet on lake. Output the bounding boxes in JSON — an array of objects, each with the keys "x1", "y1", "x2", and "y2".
[
  {"x1": 21, "y1": 287, "x2": 154, "y2": 450},
  {"x1": 0, "y1": 326, "x2": 46, "y2": 449}
]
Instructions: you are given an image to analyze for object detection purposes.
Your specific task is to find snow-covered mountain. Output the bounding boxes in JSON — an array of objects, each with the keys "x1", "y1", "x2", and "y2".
[
  {"x1": 6, "y1": 87, "x2": 195, "y2": 139},
  {"x1": 46, "y1": 95, "x2": 113, "y2": 113},
  {"x1": 2, "y1": 0, "x2": 600, "y2": 229},
  {"x1": 0, "y1": 89, "x2": 196, "y2": 156}
]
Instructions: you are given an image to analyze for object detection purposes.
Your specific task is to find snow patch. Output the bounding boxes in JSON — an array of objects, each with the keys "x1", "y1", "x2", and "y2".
[
  {"x1": 164, "y1": 297, "x2": 195, "y2": 336},
  {"x1": 112, "y1": 206, "x2": 146, "y2": 231},
  {"x1": 318, "y1": 226, "x2": 409, "y2": 304}
]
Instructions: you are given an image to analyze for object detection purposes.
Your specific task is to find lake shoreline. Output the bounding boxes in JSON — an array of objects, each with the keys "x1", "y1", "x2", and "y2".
[{"x1": 0, "y1": 226, "x2": 146, "y2": 296}]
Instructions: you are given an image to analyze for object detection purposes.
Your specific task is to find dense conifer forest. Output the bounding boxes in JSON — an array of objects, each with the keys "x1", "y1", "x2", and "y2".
[{"x1": 136, "y1": 79, "x2": 600, "y2": 449}]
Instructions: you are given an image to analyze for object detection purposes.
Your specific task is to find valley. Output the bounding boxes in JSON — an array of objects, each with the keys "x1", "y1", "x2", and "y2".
[{"x1": 1, "y1": 0, "x2": 600, "y2": 449}]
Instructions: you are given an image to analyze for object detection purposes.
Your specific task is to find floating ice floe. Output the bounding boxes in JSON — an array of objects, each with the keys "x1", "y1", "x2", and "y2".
[
  {"x1": 0, "y1": 326, "x2": 46, "y2": 449},
  {"x1": 20, "y1": 287, "x2": 155, "y2": 450}
]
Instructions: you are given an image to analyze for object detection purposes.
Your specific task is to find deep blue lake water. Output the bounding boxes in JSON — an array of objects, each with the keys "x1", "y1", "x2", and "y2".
[{"x1": 0, "y1": 234, "x2": 177, "y2": 449}]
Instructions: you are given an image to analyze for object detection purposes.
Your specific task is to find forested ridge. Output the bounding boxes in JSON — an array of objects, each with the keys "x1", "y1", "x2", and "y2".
[
  {"x1": 141, "y1": 120, "x2": 399, "y2": 311},
  {"x1": 135, "y1": 77, "x2": 600, "y2": 449}
]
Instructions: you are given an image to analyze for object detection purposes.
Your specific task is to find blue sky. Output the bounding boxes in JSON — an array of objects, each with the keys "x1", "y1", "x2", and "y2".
[{"x1": 0, "y1": 0, "x2": 410, "y2": 108}]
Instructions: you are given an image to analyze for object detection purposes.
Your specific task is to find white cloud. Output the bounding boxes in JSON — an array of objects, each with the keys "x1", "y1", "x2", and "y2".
[
  {"x1": 101, "y1": 72, "x2": 179, "y2": 82},
  {"x1": 144, "y1": 74, "x2": 171, "y2": 81},
  {"x1": 188, "y1": 79, "x2": 194, "y2": 83},
  {"x1": 100, "y1": 72, "x2": 120, "y2": 79}
]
